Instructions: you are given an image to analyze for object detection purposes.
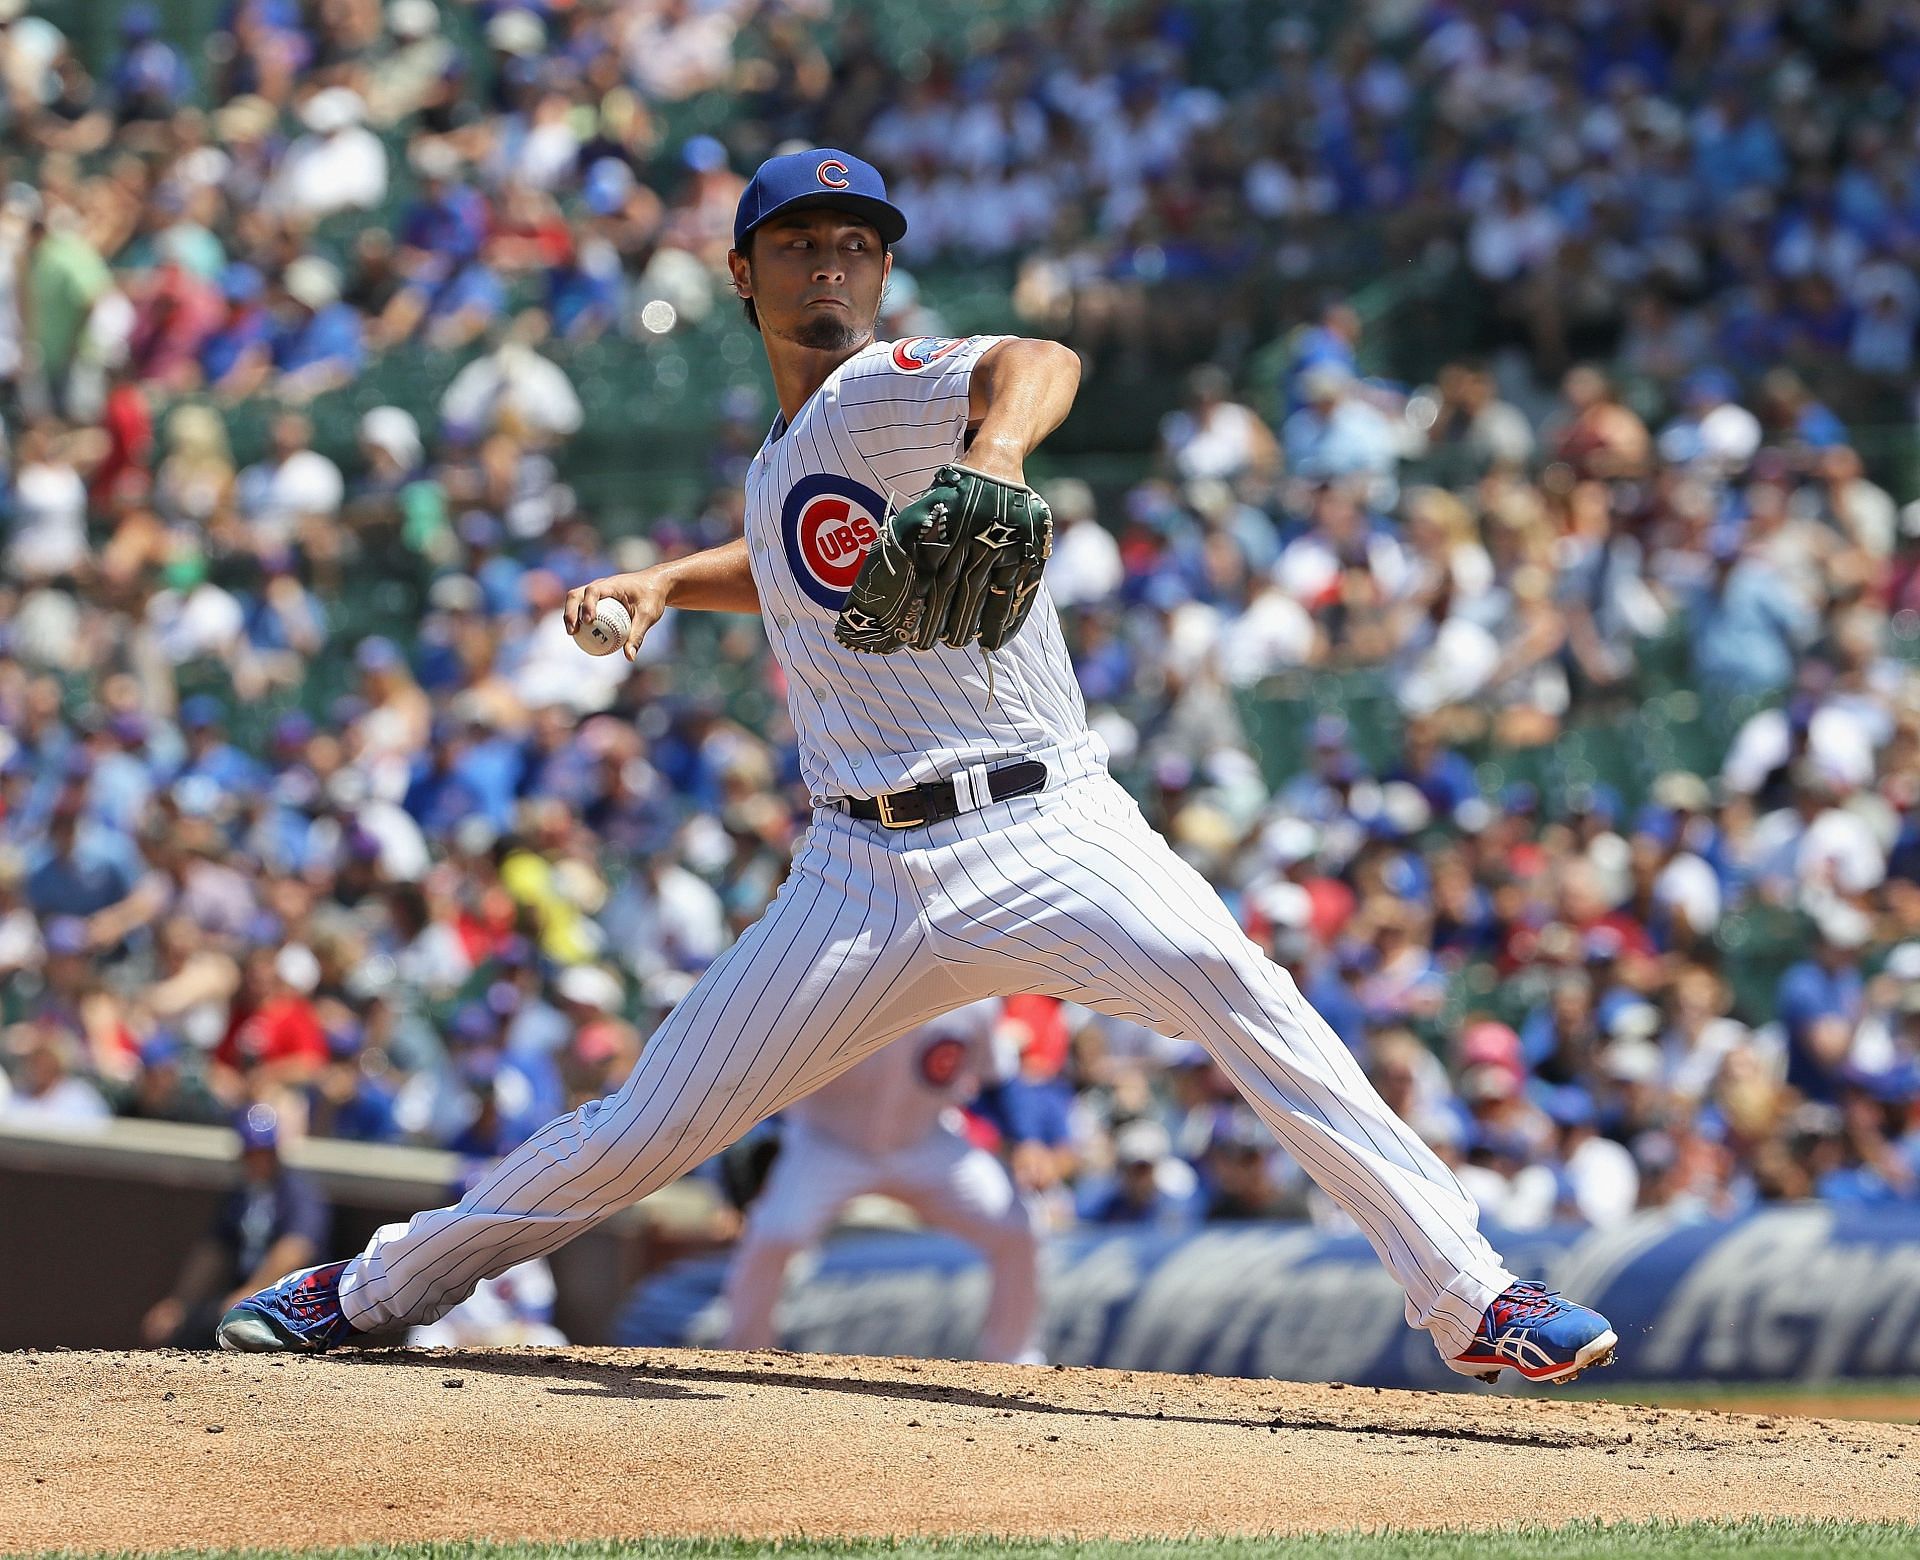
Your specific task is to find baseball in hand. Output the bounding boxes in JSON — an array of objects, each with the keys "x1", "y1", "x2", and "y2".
[{"x1": 573, "y1": 597, "x2": 632, "y2": 657}]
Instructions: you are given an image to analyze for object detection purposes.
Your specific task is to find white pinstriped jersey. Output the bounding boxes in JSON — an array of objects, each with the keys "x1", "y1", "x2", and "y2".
[{"x1": 742, "y1": 334, "x2": 1089, "y2": 802}]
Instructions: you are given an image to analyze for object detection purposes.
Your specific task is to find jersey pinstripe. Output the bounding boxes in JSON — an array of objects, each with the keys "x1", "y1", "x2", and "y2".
[{"x1": 742, "y1": 335, "x2": 1088, "y2": 802}]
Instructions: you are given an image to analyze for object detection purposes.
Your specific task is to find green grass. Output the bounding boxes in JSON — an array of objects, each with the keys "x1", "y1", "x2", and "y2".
[
  {"x1": 21, "y1": 1522, "x2": 1920, "y2": 1560},
  {"x1": 1566, "y1": 1378, "x2": 1920, "y2": 1419}
]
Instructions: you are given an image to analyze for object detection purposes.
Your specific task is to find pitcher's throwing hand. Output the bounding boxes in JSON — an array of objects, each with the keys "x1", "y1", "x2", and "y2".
[{"x1": 564, "y1": 572, "x2": 666, "y2": 662}]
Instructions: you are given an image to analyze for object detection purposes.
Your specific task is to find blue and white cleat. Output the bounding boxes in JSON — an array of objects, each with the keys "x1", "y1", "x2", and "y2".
[
  {"x1": 216, "y1": 1260, "x2": 358, "y2": 1354},
  {"x1": 1449, "y1": 1280, "x2": 1619, "y2": 1384}
]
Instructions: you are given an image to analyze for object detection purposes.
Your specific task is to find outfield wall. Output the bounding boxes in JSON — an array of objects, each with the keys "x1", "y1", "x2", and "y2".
[
  {"x1": 0, "y1": 1119, "x2": 715, "y2": 1349},
  {"x1": 616, "y1": 1206, "x2": 1920, "y2": 1388},
  {"x1": 15, "y1": 1115, "x2": 1917, "y2": 1384}
]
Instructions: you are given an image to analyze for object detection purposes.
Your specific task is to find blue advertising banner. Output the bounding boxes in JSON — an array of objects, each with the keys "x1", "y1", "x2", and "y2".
[{"x1": 616, "y1": 1206, "x2": 1920, "y2": 1387}]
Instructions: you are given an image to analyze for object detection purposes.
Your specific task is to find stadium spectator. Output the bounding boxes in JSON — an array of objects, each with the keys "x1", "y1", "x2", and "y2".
[
  {"x1": 1201, "y1": 1109, "x2": 1306, "y2": 1222},
  {"x1": 1688, "y1": 534, "x2": 1820, "y2": 695},
  {"x1": 1777, "y1": 911, "x2": 1873, "y2": 1106},
  {"x1": 1, "y1": 1021, "x2": 111, "y2": 1126},
  {"x1": 24, "y1": 793, "x2": 138, "y2": 921},
  {"x1": 1077, "y1": 1118, "x2": 1198, "y2": 1231},
  {"x1": 6, "y1": 421, "x2": 90, "y2": 583},
  {"x1": 1159, "y1": 366, "x2": 1279, "y2": 487},
  {"x1": 200, "y1": 263, "x2": 275, "y2": 395},
  {"x1": 1282, "y1": 365, "x2": 1400, "y2": 503},
  {"x1": 108, "y1": 6, "x2": 191, "y2": 129},
  {"x1": 126, "y1": 254, "x2": 223, "y2": 392},
  {"x1": 236, "y1": 411, "x2": 344, "y2": 559},
  {"x1": 367, "y1": 0, "x2": 457, "y2": 129},
  {"x1": 137, "y1": 1104, "x2": 331, "y2": 1347},
  {"x1": 264, "y1": 87, "x2": 388, "y2": 224},
  {"x1": 215, "y1": 943, "x2": 329, "y2": 1087},
  {"x1": 110, "y1": 1028, "x2": 226, "y2": 1127},
  {"x1": 438, "y1": 319, "x2": 583, "y2": 444},
  {"x1": 268, "y1": 259, "x2": 365, "y2": 403}
]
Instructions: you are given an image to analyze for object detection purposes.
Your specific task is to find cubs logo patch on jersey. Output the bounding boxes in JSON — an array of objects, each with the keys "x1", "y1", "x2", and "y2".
[
  {"x1": 780, "y1": 472, "x2": 889, "y2": 610},
  {"x1": 890, "y1": 335, "x2": 973, "y2": 373}
]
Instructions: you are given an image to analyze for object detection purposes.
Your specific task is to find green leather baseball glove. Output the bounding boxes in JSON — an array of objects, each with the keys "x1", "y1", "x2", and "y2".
[{"x1": 833, "y1": 464, "x2": 1054, "y2": 655}]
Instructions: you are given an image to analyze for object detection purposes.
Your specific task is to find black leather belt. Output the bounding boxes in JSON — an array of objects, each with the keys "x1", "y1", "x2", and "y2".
[{"x1": 845, "y1": 759, "x2": 1048, "y2": 829}]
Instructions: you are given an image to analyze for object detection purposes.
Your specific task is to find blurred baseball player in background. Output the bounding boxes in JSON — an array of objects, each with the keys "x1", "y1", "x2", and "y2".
[
  {"x1": 721, "y1": 999, "x2": 1043, "y2": 1364},
  {"x1": 221, "y1": 148, "x2": 1617, "y2": 1387}
]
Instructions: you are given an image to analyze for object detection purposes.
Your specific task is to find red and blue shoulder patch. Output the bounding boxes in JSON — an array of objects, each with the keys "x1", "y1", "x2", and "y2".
[{"x1": 889, "y1": 335, "x2": 973, "y2": 372}]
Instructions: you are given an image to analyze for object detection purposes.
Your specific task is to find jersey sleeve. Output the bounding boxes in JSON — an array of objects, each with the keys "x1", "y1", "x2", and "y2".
[{"x1": 838, "y1": 334, "x2": 1011, "y2": 495}]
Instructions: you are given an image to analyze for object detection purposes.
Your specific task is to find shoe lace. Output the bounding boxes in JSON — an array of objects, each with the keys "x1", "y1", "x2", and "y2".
[
  {"x1": 1491, "y1": 1283, "x2": 1562, "y2": 1328},
  {"x1": 283, "y1": 1267, "x2": 342, "y2": 1324}
]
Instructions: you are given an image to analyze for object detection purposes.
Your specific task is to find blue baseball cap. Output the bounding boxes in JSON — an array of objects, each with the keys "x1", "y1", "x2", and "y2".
[
  {"x1": 682, "y1": 135, "x2": 729, "y2": 174},
  {"x1": 1631, "y1": 803, "x2": 1679, "y2": 847},
  {"x1": 450, "y1": 1002, "x2": 497, "y2": 1045},
  {"x1": 140, "y1": 1030, "x2": 186, "y2": 1069},
  {"x1": 221, "y1": 262, "x2": 265, "y2": 303},
  {"x1": 583, "y1": 158, "x2": 635, "y2": 217},
  {"x1": 1543, "y1": 1084, "x2": 1597, "y2": 1130},
  {"x1": 354, "y1": 634, "x2": 402, "y2": 672},
  {"x1": 732, "y1": 148, "x2": 907, "y2": 251}
]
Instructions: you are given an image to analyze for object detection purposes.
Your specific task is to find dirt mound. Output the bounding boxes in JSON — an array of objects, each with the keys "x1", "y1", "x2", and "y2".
[{"x1": 7, "y1": 1348, "x2": 1920, "y2": 1550}]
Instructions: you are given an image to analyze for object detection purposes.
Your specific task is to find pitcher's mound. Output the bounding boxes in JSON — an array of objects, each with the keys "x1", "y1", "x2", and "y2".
[{"x1": 7, "y1": 1348, "x2": 1920, "y2": 1550}]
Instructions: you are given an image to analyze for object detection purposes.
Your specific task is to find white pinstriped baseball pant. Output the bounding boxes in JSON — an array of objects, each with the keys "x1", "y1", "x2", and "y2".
[{"x1": 338, "y1": 752, "x2": 1515, "y2": 1359}]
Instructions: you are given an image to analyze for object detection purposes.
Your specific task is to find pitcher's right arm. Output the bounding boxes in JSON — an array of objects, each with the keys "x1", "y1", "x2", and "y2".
[{"x1": 564, "y1": 538, "x2": 762, "y2": 660}]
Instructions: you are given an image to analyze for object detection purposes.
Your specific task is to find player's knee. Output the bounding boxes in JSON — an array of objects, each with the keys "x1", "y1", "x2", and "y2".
[
  {"x1": 605, "y1": 1092, "x2": 726, "y2": 1178},
  {"x1": 1153, "y1": 922, "x2": 1267, "y2": 995},
  {"x1": 1258, "y1": 956, "x2": 1304, "y2": 1001}
]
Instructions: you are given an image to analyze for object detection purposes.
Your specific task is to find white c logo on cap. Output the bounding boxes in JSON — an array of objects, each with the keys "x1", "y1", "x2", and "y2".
[{"x1": 816, "y1": 159, "x2": 850, "y2": 189}]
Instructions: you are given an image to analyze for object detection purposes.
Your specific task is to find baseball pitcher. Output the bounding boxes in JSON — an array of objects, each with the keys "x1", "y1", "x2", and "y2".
[{"x1": 220, "y1": 148, "x2": 1616, "y2": 1387}]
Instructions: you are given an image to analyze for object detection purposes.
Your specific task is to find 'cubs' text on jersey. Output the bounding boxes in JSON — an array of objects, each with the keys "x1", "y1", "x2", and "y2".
[{"x1": 743, "y1": 335, "x2": 1090, "y2": 802}]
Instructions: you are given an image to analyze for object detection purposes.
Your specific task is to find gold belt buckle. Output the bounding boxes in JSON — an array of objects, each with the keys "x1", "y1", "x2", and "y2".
[{"x1": 875, "y1": 791, "x2": 915, "y2": 829}]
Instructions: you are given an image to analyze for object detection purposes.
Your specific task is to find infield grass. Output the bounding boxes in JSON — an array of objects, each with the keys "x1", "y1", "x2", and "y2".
[
  {"x1": 22, "y1": 1520, "x2": 1920, "y2": 1560},
  {"x1": 1565, "y1": 1377, "x2": 1920, "y2": 1421}
]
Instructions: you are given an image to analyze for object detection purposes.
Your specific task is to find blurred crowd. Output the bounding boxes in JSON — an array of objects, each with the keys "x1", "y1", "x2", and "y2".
[
  {"x1": 0, "y1": 0, "x2": 792, "y2": 430},
  {"x1": 4, "y1": 0, "x2": 1920, "y2": 1249},
  {"x1": 873, "y1": 0, "x2": 1920, "y2": 394},
  {"x1": 5, "y1": 1, "x2": 1920, "y2": 410}
]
